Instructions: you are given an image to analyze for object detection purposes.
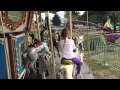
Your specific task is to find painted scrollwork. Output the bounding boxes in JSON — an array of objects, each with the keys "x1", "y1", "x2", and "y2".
[
  {"x1": 1, "y1": 11, "x2": 26, "y2": 31},
  {"x1": 18, "y1": 42, "x2": 25, "y2": 67}
]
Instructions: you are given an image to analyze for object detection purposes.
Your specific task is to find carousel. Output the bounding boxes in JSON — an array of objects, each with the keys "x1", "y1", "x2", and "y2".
[{"x1": 0, "y1": 11, "x2": 79, "y2": 79}]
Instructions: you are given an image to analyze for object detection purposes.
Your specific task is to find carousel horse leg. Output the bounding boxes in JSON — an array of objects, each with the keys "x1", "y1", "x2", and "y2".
[
  {"x1": 54, "y1": 42, "x2": 60, "y2": 57},
  {"x1": 56, "y1": 44, "x2": 60, "y2": 57},
  {"x1": 53, "y1": 45, "x2": 56, "y2": 58}
]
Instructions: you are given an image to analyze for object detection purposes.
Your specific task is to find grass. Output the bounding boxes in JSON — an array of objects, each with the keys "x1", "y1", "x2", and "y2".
[{"x1": 84, "y1": 58, "x2": 120, "y2": 79}]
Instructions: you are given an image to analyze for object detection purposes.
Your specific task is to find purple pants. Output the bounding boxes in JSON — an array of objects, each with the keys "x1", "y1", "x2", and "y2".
[
  {"x1": 62, "y1": 57, "x2": 83, "y2": 74},
  {"x1": 71, "y1": 57, "x2": 83, "y2": 74}
]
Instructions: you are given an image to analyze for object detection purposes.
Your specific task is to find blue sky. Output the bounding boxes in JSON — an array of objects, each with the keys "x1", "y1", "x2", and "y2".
[{"x1": 41, "y1": 11, "x2": 85, "y2": 20}]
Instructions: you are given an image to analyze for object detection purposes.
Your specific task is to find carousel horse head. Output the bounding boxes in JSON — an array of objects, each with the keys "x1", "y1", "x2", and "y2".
[
  {"x1": 78, "y1": 35, "x2": 84, "y2": 43},
  {"x1": 73, "y1": 37, "x2": 78, "y2": 47}
]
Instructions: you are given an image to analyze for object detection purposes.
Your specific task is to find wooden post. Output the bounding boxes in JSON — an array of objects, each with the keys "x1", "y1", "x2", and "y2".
[
  {"x1": 87, "y1": 11, "x2": 88, "y2": 28},
  {"x1": 87, "y1": 11, "x2": 89, "y2": 37},
  {"x1": 69, "y1": 11, "x2": 72, "y2": 39},
  {"x1": 86, "y1": 11, "x2": 90, "y2": 52},
  {"x1": 0, "y1": 11, "x2": 11, "y2": 79},
  {"x1": 86, "y1": 11, "x2": 90, "y2": 73},
  {"x1": 36, "y1": 11, "x2": 41, "y2": 41},
  {"x1": 47, "y1": 11, "x2": 56, "y2": 79}
]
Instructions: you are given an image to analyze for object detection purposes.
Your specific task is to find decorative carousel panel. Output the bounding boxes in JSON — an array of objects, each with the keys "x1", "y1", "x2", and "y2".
[
  {"x1": 10, "y1": 33, "x2": 26, "y2": 79},
  {"x1": 0, "y1": 11, "x2": 28, "y2": 33},
  {"x1": 0, "y1": 38, "x2": 11, "y2": 79}
]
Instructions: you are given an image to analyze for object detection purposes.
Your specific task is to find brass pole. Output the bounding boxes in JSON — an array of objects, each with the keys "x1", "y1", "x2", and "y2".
[
  {"x1": 36, "y1": 11, "x2": 41, "y2": 40},
  {"x1": 69, "y1": 11, "x2": 72, "y2": 39},
  {"x1": 25, "y1": 11, "x2": 31, "y2": 48},
  {"x1": 0, "y1": 11, "x2": 11, "y2": 79},
  {"x1": 87, "y1": 11, "x2": 89, "y2": 41},
  {"x1": 87, "y1": 11, "x2": 88, "y2": 28},
  {"x1": 87, "y1": 11, "x2": 89, "y2": 51},
  {"x1": 86, "y1": 11, "x2": 89, "y2": 51},
  {"x1": 86, "y1": 11, "x2": 90, "y2": 73},
  {"x1": 47, "y1": 11, "x2": 56, "y2": 79},
  {"x1": 33, "y1": 12, "x2": 36, "y2": 38}
]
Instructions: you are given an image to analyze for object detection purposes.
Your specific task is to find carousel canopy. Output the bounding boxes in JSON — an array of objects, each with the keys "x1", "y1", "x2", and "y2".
[{"x1": 38, "y1": 11, "x2": 59, "y2": 14}]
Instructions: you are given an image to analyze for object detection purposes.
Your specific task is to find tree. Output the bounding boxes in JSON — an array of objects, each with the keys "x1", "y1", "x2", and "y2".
[
  {"x1": 64, "y1": 11, "x2": 80, "y2": 21},
  {"x1": 52, "y1": 14, "x2": 61, "y2": 26},
  {"x1": 79, "y1": 11, "x2": 110, "y2": 24},
  {"x1": 79, "y1": 11, "x2": 120, "y2": 25}
]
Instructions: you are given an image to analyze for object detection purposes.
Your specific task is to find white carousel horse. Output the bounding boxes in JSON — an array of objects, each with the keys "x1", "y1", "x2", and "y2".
[{"x1": 58, "y1": 37, "x2": 84, "y2": 79}]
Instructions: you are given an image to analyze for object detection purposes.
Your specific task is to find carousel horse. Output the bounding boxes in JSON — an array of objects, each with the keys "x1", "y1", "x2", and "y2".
[
  {"x1": 57, "y1": 46, "x2": 83, "y2": 79},
  {"x1": 33, "y1": 38, "x2": 51, "y2": 79},
  {"x1": 22, "y1": 47, "x2": 38, "y2": 78},
  {"x1": 22, "y1": 36, "x2": 51, "y2": 79},
  {"x1": 78, "y1": 35, "x2": 84, "y2": 51},
  {"x1": 73, "y1": 35, "x2": 84, "y2": 51},
  {"x1": 40, "y1": 28, "x2": 60, "y2": 57}
]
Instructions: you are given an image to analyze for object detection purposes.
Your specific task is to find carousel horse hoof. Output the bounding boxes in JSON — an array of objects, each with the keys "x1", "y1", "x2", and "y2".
[{"x1": 58, "y1": 54, "x2": 60, "y2": 57}]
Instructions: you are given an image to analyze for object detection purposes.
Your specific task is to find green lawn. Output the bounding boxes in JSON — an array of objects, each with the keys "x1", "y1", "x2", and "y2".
[{"x1": 84, "y1": 58, "x2": 120, "y2": 79}]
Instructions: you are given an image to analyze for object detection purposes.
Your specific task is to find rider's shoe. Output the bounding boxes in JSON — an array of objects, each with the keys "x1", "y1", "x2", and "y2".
[{"x1": 76, "y1": 74, "x2": 82, "y2": 79}]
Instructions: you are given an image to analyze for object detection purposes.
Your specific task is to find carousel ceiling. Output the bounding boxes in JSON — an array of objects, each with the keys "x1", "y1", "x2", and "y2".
[{"x1": 38, "y1": 11, "x2": 59, "y2": 14}]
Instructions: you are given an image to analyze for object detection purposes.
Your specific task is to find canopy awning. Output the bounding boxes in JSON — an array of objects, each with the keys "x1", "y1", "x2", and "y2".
[{"x1": 38, "y1": 11, "x2": 59, "y2": 14}]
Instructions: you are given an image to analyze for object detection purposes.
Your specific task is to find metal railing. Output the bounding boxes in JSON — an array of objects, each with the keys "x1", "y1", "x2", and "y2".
[{"x1": 84, "y1": 39, "x2": 120, "y2": 71}]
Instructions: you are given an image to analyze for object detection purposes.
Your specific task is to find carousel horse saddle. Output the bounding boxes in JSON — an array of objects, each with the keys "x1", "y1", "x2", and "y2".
[{"x1": 61, "y1": 59, "x2": 74, "y2": 65}]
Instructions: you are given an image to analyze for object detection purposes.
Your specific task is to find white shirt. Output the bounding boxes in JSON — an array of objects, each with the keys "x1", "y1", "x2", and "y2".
[{"x1": 60, "y1": 39, "x2": 76, "y2": 59}]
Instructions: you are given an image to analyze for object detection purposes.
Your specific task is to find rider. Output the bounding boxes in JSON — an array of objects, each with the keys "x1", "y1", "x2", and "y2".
[{"x1": 60, "y1": 28, "x2": 83, "y2": 79}]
